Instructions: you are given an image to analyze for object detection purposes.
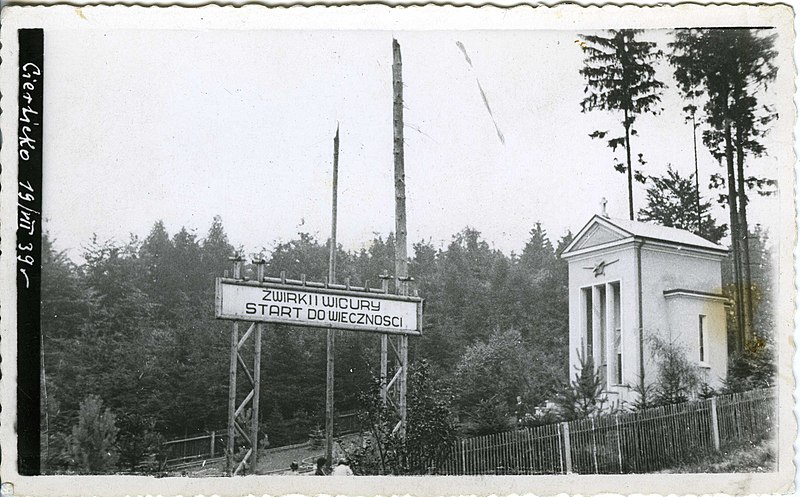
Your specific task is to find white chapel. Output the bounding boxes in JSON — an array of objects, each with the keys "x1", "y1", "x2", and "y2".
[{"x1": 560, "y1": 211, "x2": 729, "y2": 404}]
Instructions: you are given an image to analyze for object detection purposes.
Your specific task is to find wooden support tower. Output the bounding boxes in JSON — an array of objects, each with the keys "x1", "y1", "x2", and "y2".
[{"x1": 225, "y1": 255, "x2": 266, "y2": 475}]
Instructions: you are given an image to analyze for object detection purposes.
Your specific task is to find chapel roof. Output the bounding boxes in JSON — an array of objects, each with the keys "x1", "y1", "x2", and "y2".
[{"x1": 561, "y1": 215, "x2": 728, "y2": 257}]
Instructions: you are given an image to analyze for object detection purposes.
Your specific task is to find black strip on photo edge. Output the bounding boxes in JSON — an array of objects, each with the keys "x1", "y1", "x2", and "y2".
[{"x1": 17, "y1": 27, "x2": 44, "y2": 476}]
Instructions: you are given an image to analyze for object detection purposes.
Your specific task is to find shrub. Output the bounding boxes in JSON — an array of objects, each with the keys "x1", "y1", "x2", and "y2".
[
  {"x1": 116, "y1": 413, "x2": 164, "y2": 472},
  {"x1": 462, "y1": 396, "x2": 512, "y2": 436},
  {"x1": 554, "y1": 351, "x2": 608, "y2": 420},
  {"x1": 726, "y1": 336, "x2": 776, "y2": 392},
  {"x1": 647, "y1": 333, "x2": 703, "y2": 406},
  {"x1": 349, "y1": 361, "x2": 458, "y2": 475},
  {"x1": 63, "y1": 395, "x2": 119, "y2": 473}
]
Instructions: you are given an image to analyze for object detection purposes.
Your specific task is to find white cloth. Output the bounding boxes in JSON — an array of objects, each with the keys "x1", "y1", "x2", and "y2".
[{"x1": 330, "y1": 464, "x2": 353, "y2": 476}]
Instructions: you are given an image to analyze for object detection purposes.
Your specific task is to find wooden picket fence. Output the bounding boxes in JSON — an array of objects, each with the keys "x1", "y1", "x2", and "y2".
[
  {"x1": 162, "y1": 409, "x2": 362, "y2": 468},
  {"x1": 439, "y1": 388, "x2": 775, "y2": 475},
  {"x1": 162, "y1": 430, "x2": 228, "y2": 468}
]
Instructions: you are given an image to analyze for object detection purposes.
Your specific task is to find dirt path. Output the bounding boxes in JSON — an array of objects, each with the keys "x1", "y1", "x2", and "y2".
[
  {"x1": 180, "y1": 435, "x2": 363, "y2": 476},
  {"x1": 256, "y1": 443, "x2": 323, "y2": 475}
]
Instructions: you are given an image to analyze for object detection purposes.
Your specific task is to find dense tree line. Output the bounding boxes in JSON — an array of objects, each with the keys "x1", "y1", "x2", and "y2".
[{"x1": 40, "y1": 217, "x2": 571, "y2": 473}]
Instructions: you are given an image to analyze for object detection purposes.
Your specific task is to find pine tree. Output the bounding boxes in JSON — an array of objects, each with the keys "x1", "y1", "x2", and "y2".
[
  {"x1": 670, "y1": 28, "x2": 778, "y2": 349},
  {"x1": 140, "y1": 221, "x2": 174, "y2": 321},
  {"x1": 580, "y1": 30, "x2": 665, "y2": 219},
  {"x1": 64, "y1": 395, "x2": 119, "y2": 473},
  {"x1": 554, "y1": 351, "x2": 607, "y2": 420},
  {"x1": 519, "y1": 222, "x2": 555, "y2": 273},
  {"x1": 637, "y1": 165, "x2": 727, "y2": 243},
  {"x1": 201, "y1": 215, "x2": 235, "y2": 284},
  {"x1": 41, "y1": 233, "x2": 88, "y2": 340}
]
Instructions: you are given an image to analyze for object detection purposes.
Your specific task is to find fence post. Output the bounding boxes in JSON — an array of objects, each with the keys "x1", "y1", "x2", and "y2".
[
  {"x1": 615, "y1": 415, "x2": 623, "y2": 473},
  {"x1": 557, "y1": 425, "x2": 564, "y2": 474},
  {"x1": 461, "y1": 439, "x2": 466, "y2": 475},
  {"x1": 710, "y1": 397, "x2": 720, "y2": 451},
  {"x1": 591, "y1": 417, "x2": 598, "y2": 473},
  {"x1": 561, "y1": 422, "x2": 572, "y2": 474},
  {"x1": 210, "y1": 430, "x2": 215, "y2": 458}
]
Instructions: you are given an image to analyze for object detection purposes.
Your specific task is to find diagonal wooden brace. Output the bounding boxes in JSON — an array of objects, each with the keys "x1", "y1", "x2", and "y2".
[
  {"x1": 235, "y1": 389, "x2": 254, "y2": 419},
  {"x1": 386, "y1": 367, "x2": 402, "y2": 392},
  {"x1": 389, "y1": 336, "x2": 402, "y2": 362},
  {"x1": 234, "y1": 420, "x2": 252, "y2": 447},
  {"x1": 234, "y1": 448, "x2": 252, "y2": 475},
  {"x1": 237, "y1": 323, "x2": 256, "y2": 350},
  {"x1": 386, "y1": 394, "x2": 398, "y2": 412},
  {"x1": 237, "y1": 352, "x2": 254, "y2": 387}
]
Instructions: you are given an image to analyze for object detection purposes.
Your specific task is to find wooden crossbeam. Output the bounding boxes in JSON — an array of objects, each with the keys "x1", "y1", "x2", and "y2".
[
  {"x1": 386, "y1": 367, "x2": 402, "y2": 392},
  {"x1": 235, "y1": 390, "x2": 254, "y2": 419},
  {"x1": 389, "y1": 336, "x2": 402, "y2": 362},
  {"x1": 234, "y1": 420, "x2": 251, "y2": 446},
  {"x1": 391, "y1": 419, "x2": 402, "y2": 435},
  {"x1": 386, "y1": 394, "x2": 398, "y2": 412},
  {"x1": 237, "y1": 323, "x2": 256, "y2": 350},
  {"x1": 237, "y1": 353, "x2": 254, "y2": 386},
  {"x1": 234, "y1": 448, "x2": 252, "y2": 476}
]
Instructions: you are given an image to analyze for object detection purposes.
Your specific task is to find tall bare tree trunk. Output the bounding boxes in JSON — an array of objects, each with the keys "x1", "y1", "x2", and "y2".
[
  {"x1": 624, "y1": 108, "x2": 634, "y2": 220},
  {"x1": 691, "y1": 111, "x2": 702, "y2": 235},
  {"x1": 724, "y1": 116, "x2": 744, "y2": 353},
  {"x1": 735, "y1": 122, "x2": 754, "y2": 347}
]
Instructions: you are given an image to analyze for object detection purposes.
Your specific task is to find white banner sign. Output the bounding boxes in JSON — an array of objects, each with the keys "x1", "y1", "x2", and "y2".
[{"x1": 215, "y1": 278, "x2": 422, "y2": 335}]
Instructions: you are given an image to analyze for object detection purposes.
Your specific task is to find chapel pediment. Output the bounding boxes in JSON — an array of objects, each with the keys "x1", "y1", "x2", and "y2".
[{"x1": 569, "y1": 222, "x2": 626, "y2": 251}]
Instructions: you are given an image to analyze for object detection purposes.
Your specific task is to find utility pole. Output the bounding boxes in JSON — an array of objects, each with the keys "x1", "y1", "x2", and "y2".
[
  {"x1": 325, "y1": 125, "x2": 340, "y2": 471},
  {"x1": 392, "y1": 38, "x2": 409, "y2": 438},
  {"x1": 393, "y1": 40, "x2": 407, "y2": 282}
]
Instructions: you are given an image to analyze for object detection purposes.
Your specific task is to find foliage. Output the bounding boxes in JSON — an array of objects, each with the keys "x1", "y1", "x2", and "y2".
[
  {"x1": 461, "y1": 396, "x2": 512, "y2": 436},
  {"x1": 646, "y1": 333, "x2": 703, "y2": 406},
  {"x1": 629, "y1": 380, "x2": 658, "y2": 412},
  {"x1": 725, "y1": 336, "x2": 776, "y2": 393},
  {"x1": 637, "y1": 165, "x2": 727, "y2": 243},
  {"x1": 404, "y1": 361, "x2": 460, "y2": 471},
  {"x1": 722, "y1": 226, "x2": 776, "y2": 342},
  {"x1": 350, "y1": 362, "x2": 458, "y2": 475},
  {"x1": 554, "y1": 351, "x2": 608, "y2": 420},
  {"x1": 670, "y1": 28, "x2": 778, "y2": 198},
  {"x1": 580, "y1": 29, "x2": 665, "y2": 219},
  {"x1": 115, "y1": 413, "x2": 164, "y2": 473},
  {"x1": 518, "y1": 409, "x2": 560, "y2": 429},
  {"x1": 452, "y1": 327, "x2": 564, "y2": 427},
  {"x1": 63, "y1": 395, "x2": 119, "y2": 474}
]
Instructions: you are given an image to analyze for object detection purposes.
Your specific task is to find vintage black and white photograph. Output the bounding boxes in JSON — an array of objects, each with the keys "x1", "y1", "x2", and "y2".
[{"x1": 0, "y1": 4, "x2": 795, "y2": 496}]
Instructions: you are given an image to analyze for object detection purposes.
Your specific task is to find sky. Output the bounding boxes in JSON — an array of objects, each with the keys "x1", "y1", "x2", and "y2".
[{"x1": 42, "y1": 28, "x2": 786, "y2": 261}]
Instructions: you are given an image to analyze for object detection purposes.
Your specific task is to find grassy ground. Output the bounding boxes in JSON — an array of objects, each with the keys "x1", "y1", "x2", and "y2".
[
  {"x1": 176, "y1": 436, "x2": 367, "y2": 476},
  {"x1": 660, "y1": 438, "x2": 775, "y2": 473}
]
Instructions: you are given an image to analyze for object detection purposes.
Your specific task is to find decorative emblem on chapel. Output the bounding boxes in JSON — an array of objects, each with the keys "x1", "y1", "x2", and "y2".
[{"x1": 583, "y1": 259, "x2": 619, "y2": 277}]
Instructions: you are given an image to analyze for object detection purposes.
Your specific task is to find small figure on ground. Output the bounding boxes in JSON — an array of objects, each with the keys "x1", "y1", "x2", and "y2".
[
  {"x1": 289, "y1": 461, "x2": 299, "y2": 474},
  {"x1": 315, "y1": 457, "x2": 327, "y2": 476},
  {"x1": 330, "y1": 458, "x2": 353, "y2": 476},
  {"x1": 514, "y1": 395, "x2": 529, "y2": 426}
]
